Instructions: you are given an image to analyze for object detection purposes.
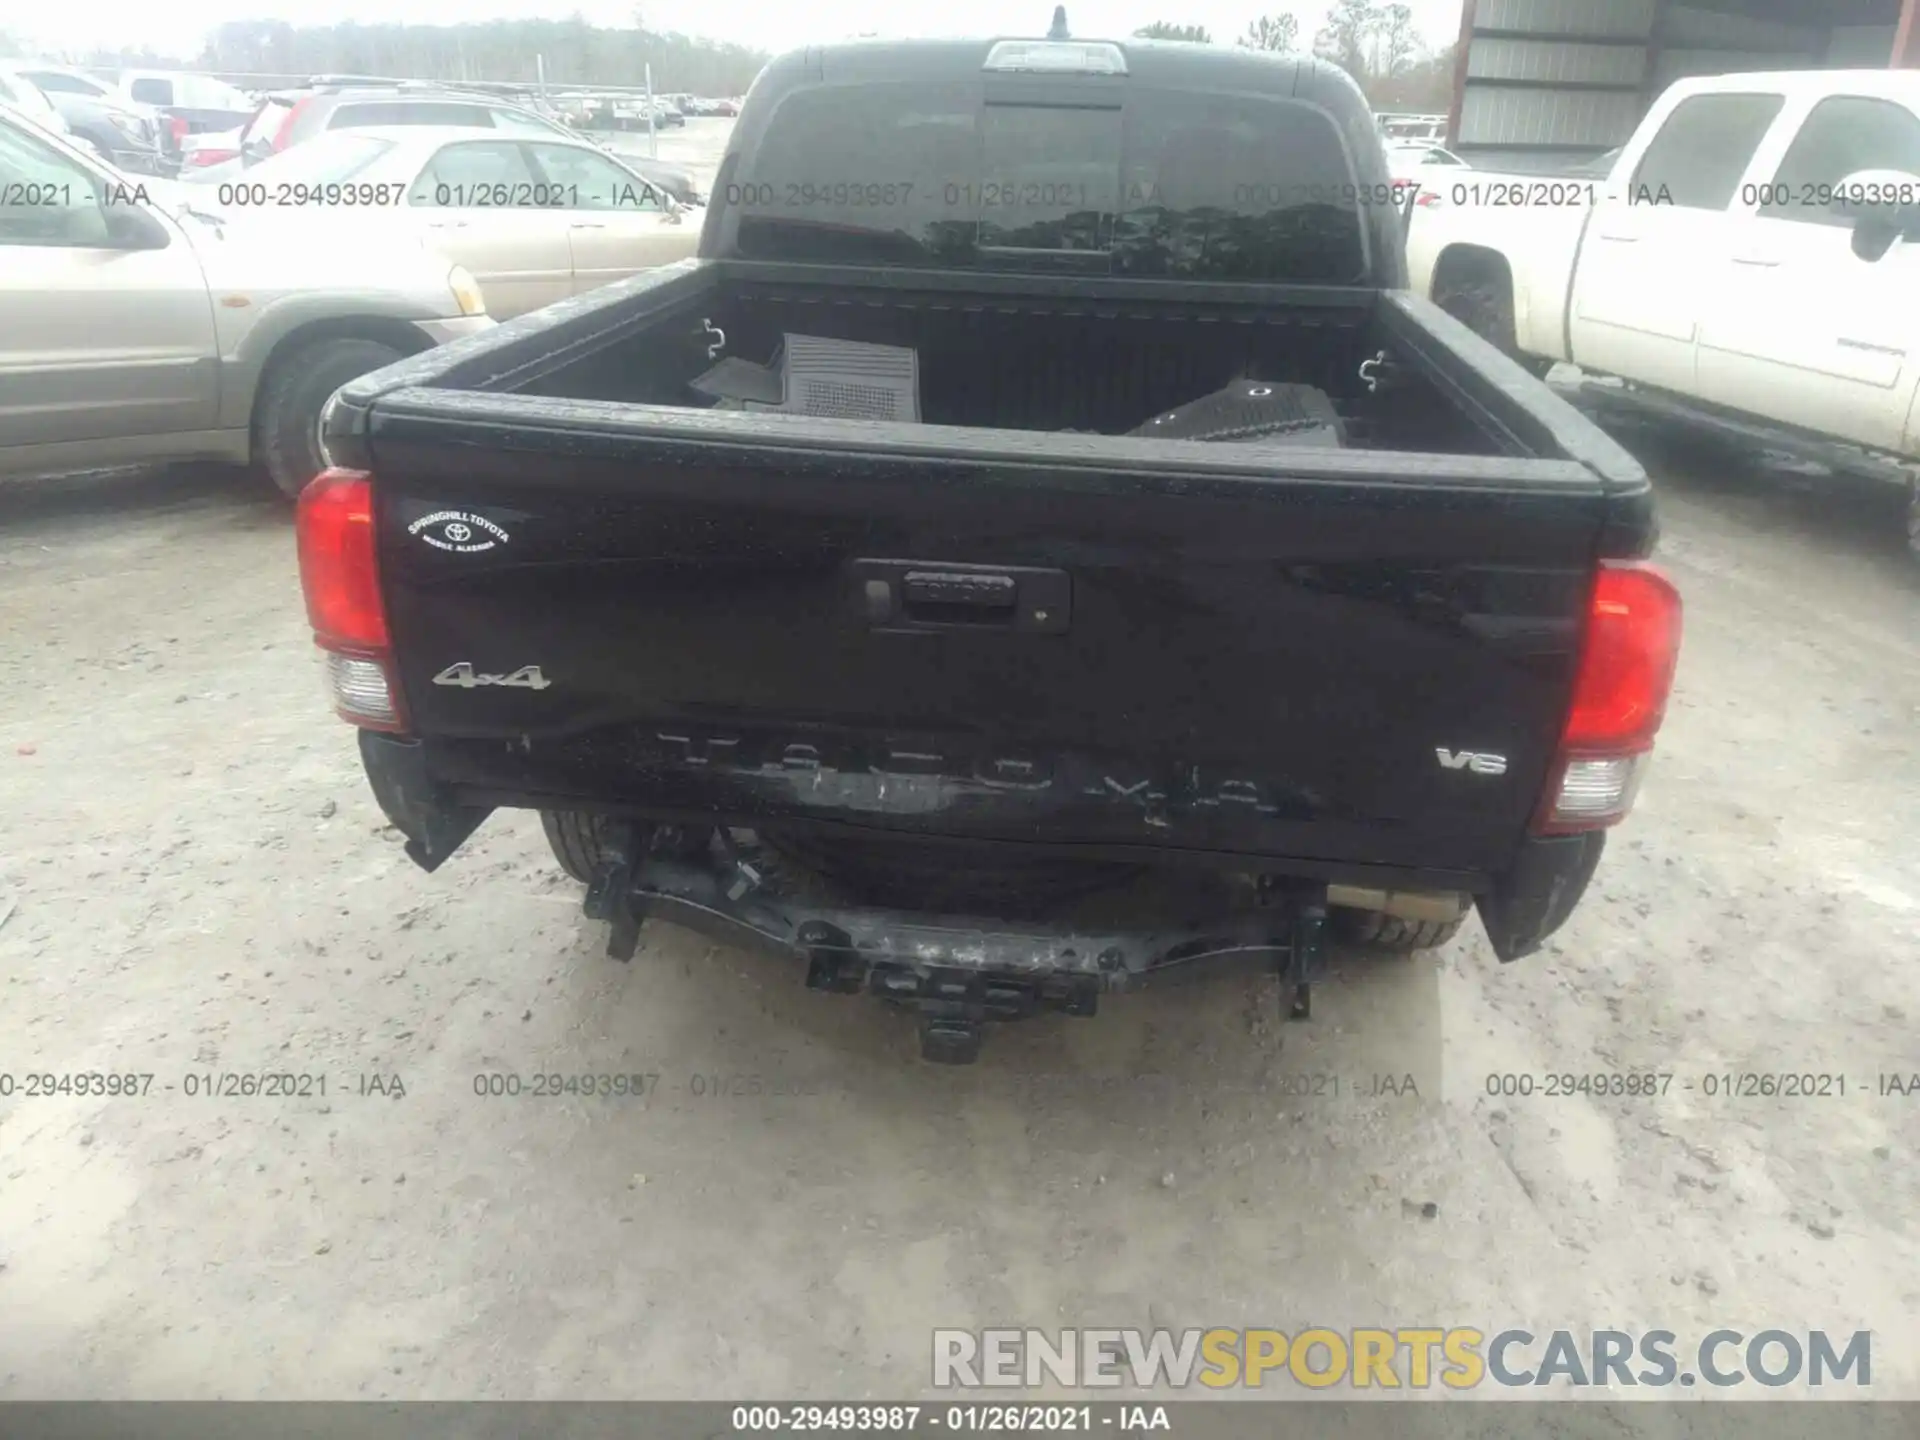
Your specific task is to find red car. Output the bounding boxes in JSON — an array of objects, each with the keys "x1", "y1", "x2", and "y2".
[
  {"x1": 178, "y1": 83, "x2": 705, "y2": 205},
  {"x1": 181, "y1": 83, "x2": 602, "y2": 176}
]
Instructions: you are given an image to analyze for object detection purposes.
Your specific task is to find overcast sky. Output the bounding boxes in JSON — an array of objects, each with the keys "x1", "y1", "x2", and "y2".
[{"x1": 17, "y1": 1, "x2": 1467, "y2": 65}]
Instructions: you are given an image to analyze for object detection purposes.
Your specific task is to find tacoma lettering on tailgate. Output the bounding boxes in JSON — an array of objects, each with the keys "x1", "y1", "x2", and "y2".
[{"x1": 648, "y1": 730, "x2": 1324, "y2": 823}]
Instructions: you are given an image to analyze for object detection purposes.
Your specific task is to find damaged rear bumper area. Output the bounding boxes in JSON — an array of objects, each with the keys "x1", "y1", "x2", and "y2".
[
  {"x1": 359, "y1": 733, "x2": 1604, "y2": 1062},
  {"x1": 582, "y1": 833, "x2": 1337, "y2": 1064}
]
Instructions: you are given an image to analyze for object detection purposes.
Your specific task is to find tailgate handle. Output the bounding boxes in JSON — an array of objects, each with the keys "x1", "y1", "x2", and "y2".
[{"x1": 853, "y1": 559, "x2": 1070, "y2": 633}]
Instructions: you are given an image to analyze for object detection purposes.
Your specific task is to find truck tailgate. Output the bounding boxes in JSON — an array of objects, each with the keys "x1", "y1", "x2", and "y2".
[{"x1": 369, "y1": 405, "x2": 1607, "y2": 879}]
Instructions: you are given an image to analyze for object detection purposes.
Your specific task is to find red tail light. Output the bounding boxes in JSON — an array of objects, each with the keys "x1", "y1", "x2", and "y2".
[
  {"x1": 297, "y1": 468, "x2": 384, "y2": 648},
  {"x1": 295, "y1": 468, "x2": 406, "y2": 731},
  {"x1": 1564, "y1": 563, "x2": 1682, "y2": 751},
  {"x1": 1534, "y1": 560, "x2": 1682, "y2": 834},
  {"x1": 274, "y1": 98, "x2": 310, "y2": 151}
]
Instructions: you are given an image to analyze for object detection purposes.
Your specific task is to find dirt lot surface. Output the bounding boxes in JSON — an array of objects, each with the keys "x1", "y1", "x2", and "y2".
[{"x1": 2, "y1": 413, "x2": 1917, "y2": 1407}]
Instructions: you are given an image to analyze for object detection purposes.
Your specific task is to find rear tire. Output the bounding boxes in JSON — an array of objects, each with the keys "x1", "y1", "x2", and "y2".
[
  {"x1": 253, "y1": 337, "x2": 404, "y2": 498},
  {"x1": 1333, "y1": 907, "x2": 1466, "y2": 954},
  {"x1": 1433, "y1": 267, "x2": 1552, "y2": 379},
  {"x1": 541, "y1": 810, "x2": 614, "y2": 884},
  {"x1": 1907, "y1": 474, "x2": 1920, "y2": 566},
  {"x1": 540, "y1": 811, "x2": 712, "y2": 883}
]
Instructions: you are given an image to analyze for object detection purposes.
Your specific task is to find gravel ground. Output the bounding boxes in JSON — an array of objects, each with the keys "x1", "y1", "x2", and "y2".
[{"x1": 1, "y1": 261, "x2": 1917, "y2": 1403}]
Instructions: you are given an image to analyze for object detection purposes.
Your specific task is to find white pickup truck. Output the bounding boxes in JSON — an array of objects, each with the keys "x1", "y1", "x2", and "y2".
[{"x1": 1408, "y1": 70, "x2": 1920, "y2": 555}]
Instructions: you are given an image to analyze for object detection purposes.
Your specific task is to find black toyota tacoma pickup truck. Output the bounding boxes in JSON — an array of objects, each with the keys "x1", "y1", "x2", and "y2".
[{"x1": 297, "y1": 29, "x2": 1682, "y2": 1062}]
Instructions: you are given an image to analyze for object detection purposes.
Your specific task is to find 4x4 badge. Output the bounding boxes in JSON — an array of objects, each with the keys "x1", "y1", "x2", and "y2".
[{"x1": 432, "y1": 663, "x2": 551, "y2": 690}]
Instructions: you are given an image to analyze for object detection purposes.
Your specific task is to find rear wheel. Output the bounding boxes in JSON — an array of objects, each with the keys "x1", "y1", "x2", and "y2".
[
  {"x1": 540, "y1": 811, "x2": 712, "y2": 883},
  {"x1": 1907, "y1": 474, "x2": 1920, "y2": 566},
  {"x1": 1433, "y1": 265, "x2": 1552, "y2": 379},
  {"x1": 541, "y1": 810, "x2": 615, "y2": 884},
  {"x1": 1332, "y1": 907, "x2": 1466, "y2": 955},
  {"x1": 253, "y1": 336, "x2": 404, "y2": 498}
]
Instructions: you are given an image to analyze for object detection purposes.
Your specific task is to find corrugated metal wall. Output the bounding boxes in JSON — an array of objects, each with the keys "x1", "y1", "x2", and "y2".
[
  {"x1": 1453, "y1": 0, "x2": 1656, "y2": 169},
  {"x1": 1651, "y1": 6, "x2": 1825, "y2": 89},
  {"x1": 1451, "y1": 0, "x2": 1902, "y2": 170},
  {"x1": 1830, "y1": 24, "x2": 1900, "y2": 60},
  {"x1": 1457, "y1": 90, "x2": 1646, "y2": 161},
  {"x1": 1475, "y1": 0, "x2": 1657, "y2": 37}
]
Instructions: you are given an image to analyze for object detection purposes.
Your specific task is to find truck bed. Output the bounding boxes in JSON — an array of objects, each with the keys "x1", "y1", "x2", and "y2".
[
  {"x1": 410, "y1": 261, "x2": 1628, "y2": 459},
  {"x1": 323, "y1": 260, "x2": 1652, "y2": 894},
  {"x1": 515, "y1": 270, "x2": 1493, "y2": 454}
]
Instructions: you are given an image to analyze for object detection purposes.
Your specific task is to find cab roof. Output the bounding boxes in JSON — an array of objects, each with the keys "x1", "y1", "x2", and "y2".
[{"x1": 785, "y1": 33, "x2": 1346, "y2": 98}]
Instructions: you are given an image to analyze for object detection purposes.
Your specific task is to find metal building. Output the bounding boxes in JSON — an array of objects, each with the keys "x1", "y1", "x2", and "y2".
[{"x1": 1448, "y1": 0, "x2": 1920, "y2": 168}]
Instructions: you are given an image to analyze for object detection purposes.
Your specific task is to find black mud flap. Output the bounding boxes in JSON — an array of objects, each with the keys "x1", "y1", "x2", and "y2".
[
  {"x1": 1477, "y1": 831, "x2": 1607, "y2": 962},
  {"x1": 358, "y1": 732, "x2": 493, "y2": 872}
]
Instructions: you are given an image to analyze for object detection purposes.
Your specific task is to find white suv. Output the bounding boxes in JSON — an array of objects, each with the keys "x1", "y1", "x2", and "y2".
[{"x1": 0, "y1": 105, "x2": 495, "y2": 496}]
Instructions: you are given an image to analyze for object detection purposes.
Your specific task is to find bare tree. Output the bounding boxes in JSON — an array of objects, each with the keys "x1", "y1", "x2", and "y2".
[
  {"x1": 1372, "y1": 3, "x2": 1419, "y2": 80},
  {"x1": 1369, "y1": 42, "x2": 1456, "y2": 110},
  {"x1": 1312, "y1": 0, "x2": 1377, "y2": 79},
  {"x1": 1238, "y1": 15, "x2": 1299, "y2": 52},
  {"x1": 179, "y1": 18, "x2": 766, "y2": 93},
  {"x1": 1133, "y1": 21, "x2": 1214, "y2": 43}
]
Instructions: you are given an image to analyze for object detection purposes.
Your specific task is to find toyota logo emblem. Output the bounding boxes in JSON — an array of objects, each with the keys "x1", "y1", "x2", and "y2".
[{"x1": 408, "y1": 509, "x2": 509, "y2": 552}]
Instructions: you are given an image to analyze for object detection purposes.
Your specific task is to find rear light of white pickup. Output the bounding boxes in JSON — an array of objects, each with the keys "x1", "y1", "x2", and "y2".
[
  {"x1": 1533, "y1": 560, "x2": 1682, "y2": 834},
  {"x1": 295, "y1": 467, "x2": 407, "y2": 731}
]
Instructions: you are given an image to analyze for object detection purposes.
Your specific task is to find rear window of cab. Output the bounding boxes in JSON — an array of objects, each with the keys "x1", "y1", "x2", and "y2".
[{"x1": 727, "y1": 79, "x2": 1370, "y2": 283}]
